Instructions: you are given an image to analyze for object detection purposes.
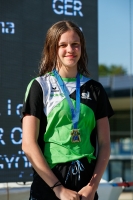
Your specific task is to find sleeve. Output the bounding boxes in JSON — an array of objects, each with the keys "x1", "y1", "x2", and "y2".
[
  {"x1": 21, "y1": 79, "x2": 43, "y2": 120},
  {"x1": 95, "y1": 82, "x2": 114, "y2": 120}
]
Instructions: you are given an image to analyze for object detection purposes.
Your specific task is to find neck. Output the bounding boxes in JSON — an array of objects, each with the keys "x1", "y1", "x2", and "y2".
[{"x1": 57, "y1": 66, "x2": 78, "y2": 78}]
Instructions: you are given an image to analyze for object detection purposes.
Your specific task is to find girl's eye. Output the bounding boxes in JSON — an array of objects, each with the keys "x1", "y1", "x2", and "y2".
[
  {"x1": 73, "y1": 43, "x2": 80, "y2": 47},
  {"x1": 59, "y1": 44, "x2": 66, "y2": 47},
  {"x1": 58, "y1": 43, "x2": 80, "y2": 48}
]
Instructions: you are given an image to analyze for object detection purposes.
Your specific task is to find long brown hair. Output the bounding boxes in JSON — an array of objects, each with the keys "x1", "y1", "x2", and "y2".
[{"x1": 39, "y1": 20, "x2": 89, "y2": 76}]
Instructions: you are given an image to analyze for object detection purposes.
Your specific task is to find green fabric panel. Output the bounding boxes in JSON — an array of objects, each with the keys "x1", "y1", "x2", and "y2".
[{"x1": 44, "y1": 98, "x2": 96, "y2": 168}]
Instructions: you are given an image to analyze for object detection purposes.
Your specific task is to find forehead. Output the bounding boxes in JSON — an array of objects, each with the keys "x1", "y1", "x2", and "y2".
[{"x1": 58, "y1": 30, "x2": 80, "y2": 43}]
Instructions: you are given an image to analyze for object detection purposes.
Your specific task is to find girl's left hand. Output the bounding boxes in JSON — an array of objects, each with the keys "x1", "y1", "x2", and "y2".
[{"x1": 78, "y1": 184, "x2": 96, "y2": 200}]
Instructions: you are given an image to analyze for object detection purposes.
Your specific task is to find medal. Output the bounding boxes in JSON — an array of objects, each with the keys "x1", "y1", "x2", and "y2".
[
  {"x1": 71, "y1": 129, "x2": 81, "y2": 143},
  {"x1": 53, "y1": 69, "x2": 81, "y2": 143}
]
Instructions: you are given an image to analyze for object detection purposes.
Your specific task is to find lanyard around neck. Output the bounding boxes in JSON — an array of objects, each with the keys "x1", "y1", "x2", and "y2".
[{"x1": 53, "y1": 69, "x2": 80, "y2": 129}]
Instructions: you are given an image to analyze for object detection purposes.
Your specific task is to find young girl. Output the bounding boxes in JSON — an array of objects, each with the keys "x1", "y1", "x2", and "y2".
[{"x1": 21, "y1": 20, "x2": 114, "y2": 200}]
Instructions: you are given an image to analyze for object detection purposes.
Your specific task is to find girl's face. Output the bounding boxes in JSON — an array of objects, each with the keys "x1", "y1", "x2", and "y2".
[{"x1": 57, "y1": 30, "x2": 81, "y2": 70}]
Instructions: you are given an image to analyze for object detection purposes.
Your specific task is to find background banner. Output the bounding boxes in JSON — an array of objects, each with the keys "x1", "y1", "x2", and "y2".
[{"x1": 0, "y1": 0, "x2": 98, "y2": 182}]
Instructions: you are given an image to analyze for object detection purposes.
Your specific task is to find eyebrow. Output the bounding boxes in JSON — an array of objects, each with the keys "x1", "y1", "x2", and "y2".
[{"x1": 59, "y1": 41, "x2": 80, "y2": 44}]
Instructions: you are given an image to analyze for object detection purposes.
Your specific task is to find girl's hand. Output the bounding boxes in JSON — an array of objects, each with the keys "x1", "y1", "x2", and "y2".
[
  {"x1": 78, "y1": 184, "x2": 96, "y2": 200},
  {"x1": 54, "y1": 185, "x2": 81, "y2": 200}
]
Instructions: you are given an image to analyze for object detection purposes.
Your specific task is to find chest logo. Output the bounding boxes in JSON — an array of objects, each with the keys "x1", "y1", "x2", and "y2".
[{"x1": 81, "y1": 91, "x2": 92, "y2": 100}]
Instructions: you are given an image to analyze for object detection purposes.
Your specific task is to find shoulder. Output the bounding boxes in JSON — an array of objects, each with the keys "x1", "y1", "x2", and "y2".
[
  {"x1": 24, "y1": 78, "x2": 44, "y2": 103},
  {"x1": 81, "y1": 75, "x2": 103, "y2": 87},
  {"x1": 89, "y1": 79, "x2": 108, "y2": 102},
  {"x1": 81, "y1": 76, "x2": 105, "y2": 95},
  {"x1": 26, "y1": 73, "x2": 54, "y2": 90},
  {"x1": 89, "y1": 79, "x2": 104, "y2": 88},
  {"x1": 35, "y1": 73, "x2": 57, "y2": 87},
  {"x1": 89, "y1": 79, "x2": 105, "y2": 94},
  {"x1": 26, "y1": 78, "x2": 42, "y2": 93}
]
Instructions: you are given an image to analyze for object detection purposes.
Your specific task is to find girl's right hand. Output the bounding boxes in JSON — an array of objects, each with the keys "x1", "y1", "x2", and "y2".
[{"x1": 53, "y1": 185, "x2": 81, "y2": 200}]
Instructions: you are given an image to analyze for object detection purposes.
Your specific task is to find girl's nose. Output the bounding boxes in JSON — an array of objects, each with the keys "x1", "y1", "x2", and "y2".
[{"x1": 67, "y1": 44, "x2": 74, "y2": 52}]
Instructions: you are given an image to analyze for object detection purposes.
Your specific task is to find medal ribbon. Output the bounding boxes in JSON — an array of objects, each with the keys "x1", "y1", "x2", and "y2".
[{"x1": 53, "y1": 69, "x2": 80, "y2": 129}]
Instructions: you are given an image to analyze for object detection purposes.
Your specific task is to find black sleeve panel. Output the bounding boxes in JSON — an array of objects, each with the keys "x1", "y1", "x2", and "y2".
[
  {"x1": 21, "y1": 79, "x2": 43, "y2": 120},
  {"x1": 21, "y1": 79, "x2": 47, "y2": 155},
  {"x1": 95, "y1": 82, "x2": 114, "y2": 120}
]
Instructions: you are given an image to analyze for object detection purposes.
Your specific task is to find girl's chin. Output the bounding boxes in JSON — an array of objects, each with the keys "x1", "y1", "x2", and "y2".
[{"x1": 62, "y1": 65, "x2": 77, "y2": 69}]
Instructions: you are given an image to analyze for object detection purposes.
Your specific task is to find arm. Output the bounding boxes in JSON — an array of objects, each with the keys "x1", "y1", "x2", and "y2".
[
  {"x1": 78, "y1": 116, "x2": 111, "y2": 200},
  {"x1": 22, "y1": 114, "x2": 80, "y2": 200}
]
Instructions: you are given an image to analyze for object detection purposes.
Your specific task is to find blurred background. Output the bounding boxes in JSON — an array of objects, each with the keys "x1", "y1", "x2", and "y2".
[
  {"x1": 98, "y1": 1, "x2": 133, "y2": 192},
  {"x1": 0, "y1": 0, "x2": 133, "y2": 195}
]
